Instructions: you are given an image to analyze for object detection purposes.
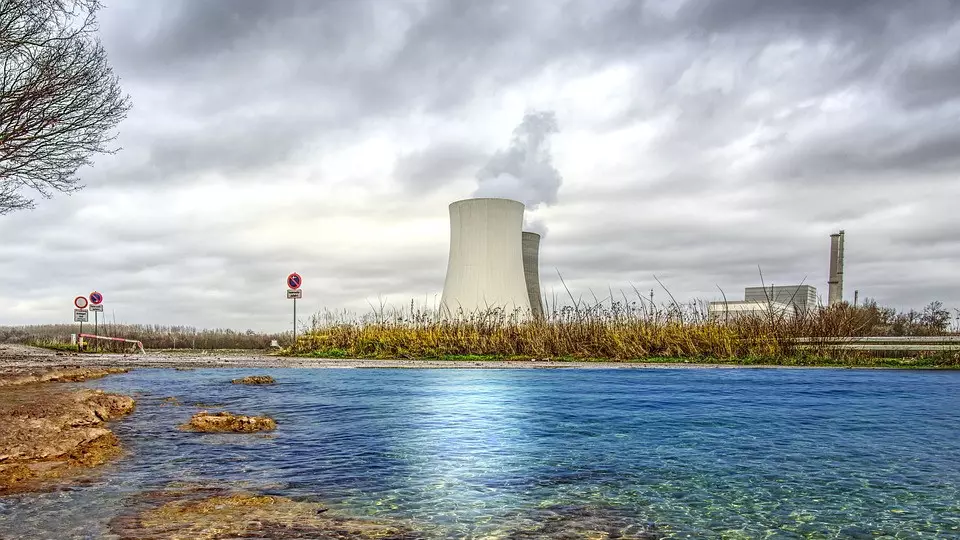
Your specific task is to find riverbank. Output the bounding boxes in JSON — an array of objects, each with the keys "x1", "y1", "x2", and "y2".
[
  {"x1": 0, "y1": 366, "x2": 135, "y2": 494},
  {"x1": 3, "y1": 344, "x2": 956, "y2": 370}
]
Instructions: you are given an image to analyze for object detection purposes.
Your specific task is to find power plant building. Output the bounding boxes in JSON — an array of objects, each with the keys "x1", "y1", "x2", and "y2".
[
  {"x1": 521, "y1": 232, "x2": 544, "y2": 319},
  {"x1": 744, "y1": 285, "x2": 817, "y2": 314},
  {"x1": 440, "y1": 198, "x2": 533, "y2": 318},
  {"x1": 709, "y1": 285, "x2": 818, "y2": 320}
]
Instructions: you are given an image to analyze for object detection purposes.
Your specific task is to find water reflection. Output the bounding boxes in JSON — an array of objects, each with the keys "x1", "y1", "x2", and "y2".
[{"x1": 0, "y1": 368, "x2": 958, "y2": 539}]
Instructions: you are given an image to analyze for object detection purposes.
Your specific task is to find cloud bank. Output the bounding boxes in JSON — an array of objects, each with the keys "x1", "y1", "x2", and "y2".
[{"x1": 1, "y1": 0, "x2": 958, "y2": 330}]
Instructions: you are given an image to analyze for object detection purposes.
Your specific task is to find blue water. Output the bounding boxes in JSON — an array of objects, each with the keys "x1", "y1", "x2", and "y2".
[{"x1": 1, "y1": 368, "x2": 959, "y2": 538}]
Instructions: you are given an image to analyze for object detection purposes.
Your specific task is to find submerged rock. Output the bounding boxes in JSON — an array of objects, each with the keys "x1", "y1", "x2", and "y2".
[
  {"x1": 231, "y1": 375, "x2": 276, "y2": 385},
  {"x1": 0, "y1": 373, "x2": 135, "y2": 494},
  {"x1": 181, "y1": 411, "x2": 276, "y2": 433},
  {"x1": 110, "y1": 487, "x2": 423, "y2": 539}
]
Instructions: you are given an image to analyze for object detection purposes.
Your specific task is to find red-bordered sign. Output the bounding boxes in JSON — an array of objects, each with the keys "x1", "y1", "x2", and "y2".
[
  {"x1": 89, "y1": 291, "x2": 103, "y2": 305},
  {"x1": 287, "y1": 272, "x2": 302, "y2": 290},
  {"x1": 74, "y1": 296, "x2": 89, "y2": 309}
]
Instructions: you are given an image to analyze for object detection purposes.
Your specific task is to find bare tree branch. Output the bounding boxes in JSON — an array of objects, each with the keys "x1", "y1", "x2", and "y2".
[{"x1": 0, "y1": 0, "x2": 129, "y2": 214}]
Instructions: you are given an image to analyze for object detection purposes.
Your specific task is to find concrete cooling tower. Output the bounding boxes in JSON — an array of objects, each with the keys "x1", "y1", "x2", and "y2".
[
  {"x1": 441, "y1": 198, "x2": 532, "y2": 317},
  {"x1": 522, "y1": 231, "x2": 545, "y2": 319}
]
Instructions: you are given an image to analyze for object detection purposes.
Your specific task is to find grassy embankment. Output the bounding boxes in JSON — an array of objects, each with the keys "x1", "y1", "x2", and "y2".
[{"x1": 290, "y1": 301, "x2": 960, "y2": 368}]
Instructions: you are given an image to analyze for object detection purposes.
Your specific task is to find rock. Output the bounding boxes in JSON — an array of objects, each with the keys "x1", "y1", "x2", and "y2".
[
  {"x1": 181, "y1": 411, "x2": 276, "y2": 433},
  {"x1": 230, "y1": 375, "x2": 275, "y2": 385},
  {"x1": 110, "y1": 487, "x2": 423, "y2": 539},
  {"x1": 0, "y1": 370, "x2": 135, "y2": 494},
  {"x1": 160, "y1": 396, "x2": 181, "y2": 406},
  {"x1": 0, "y1": 368, "x2": 129, "y2": 388}
]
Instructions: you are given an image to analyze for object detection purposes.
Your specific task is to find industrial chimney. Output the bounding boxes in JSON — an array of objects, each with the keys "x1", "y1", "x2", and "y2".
[
  {"x1": 828, "y1": 230, "x2": 845, "y2": 306},
  {"x1": 441, "y1": 198, "x2": 532, "y2": 318},
  {"x1": 521, "y1": 232, "x2": 544, "y2": 319}
]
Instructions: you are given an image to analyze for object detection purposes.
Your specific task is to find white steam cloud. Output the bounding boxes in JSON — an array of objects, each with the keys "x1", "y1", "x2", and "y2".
[{"x1": 474, "y1": 110, "x2": 562, "y2": 235}]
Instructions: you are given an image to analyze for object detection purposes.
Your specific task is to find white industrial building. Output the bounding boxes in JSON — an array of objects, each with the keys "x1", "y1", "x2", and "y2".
[
  {"x1": 440, "y1": 198, "x2": 543, "y2": 318},
  {"x1": 708, "y1": 300, "x2": 797, "y2": 321}
]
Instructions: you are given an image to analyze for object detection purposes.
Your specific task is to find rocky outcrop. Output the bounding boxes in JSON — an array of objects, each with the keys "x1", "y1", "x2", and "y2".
[
  {"x1": 231, "y1": 375, "x2": 275, "y2": 385},
  {"x1": 181, "y1": 411, "x2": 276, "y2": 433},
  {"x1": 0, "y1": 367, "x2": 128, "y2": 387},
  {"x1": 111, "y1": 486, "x2": 423, "y2": 539},
  {"x1": 0, "y1": 370, "x2": 135, "y2": 494}
]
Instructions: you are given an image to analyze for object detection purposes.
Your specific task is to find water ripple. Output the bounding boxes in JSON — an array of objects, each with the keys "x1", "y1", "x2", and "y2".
[{"x1": 1, "y1": 368, "x2": 958, "y2": 538}]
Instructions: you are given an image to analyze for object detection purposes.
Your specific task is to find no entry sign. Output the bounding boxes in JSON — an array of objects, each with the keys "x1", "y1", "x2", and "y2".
[
  {"x1": 89, "y1": 291, "x2": 103, "y2": 305},
  {"x1": 287, "y1": 272, "x2": 302, "y2": 290},
  {"x1": 74, "y1": 296, "x2": 89, "y2": 309}
]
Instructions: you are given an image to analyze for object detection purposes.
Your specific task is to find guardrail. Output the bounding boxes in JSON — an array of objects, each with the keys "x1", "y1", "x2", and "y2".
[{"x1": 793, "y1": 336, "x2": 960, "y2": 353}]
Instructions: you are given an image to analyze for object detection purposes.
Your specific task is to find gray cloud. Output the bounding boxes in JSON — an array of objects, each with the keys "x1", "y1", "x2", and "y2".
[
  {"x1": 394, "y1": 143, "x2": 485, "y2": 193},
  {"x1": 2, "y1": 0, "x2": 959, "y2": 331}
]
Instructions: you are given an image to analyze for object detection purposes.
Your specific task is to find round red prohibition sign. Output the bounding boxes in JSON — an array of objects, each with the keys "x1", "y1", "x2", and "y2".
[
  {"x1": 89, "y1": 291, "x2": 103, "y2": 305},
  {"x1": 287, "y1": 272, "x2": 302, "y2": 290},
  {"x1": 74, "y1": 296, "x2": 89, "y2": 309}
]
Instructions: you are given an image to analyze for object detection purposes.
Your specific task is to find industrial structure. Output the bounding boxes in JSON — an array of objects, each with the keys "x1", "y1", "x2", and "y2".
[
  {"x1": 521, "y1": 232, "x2": 545, "y2": 319},
  {"x1": 828, "y1": 230, "x2": 845, "y2": 306},
  {"x1": 440, "y1": 198, "x2": 534, "y2": 318},
  {"x1": 709, "y1": 285, "x2": 818, "y2": 320},
  {"x1": 744, "y1": 285, "x2": 817, "y2": 314}
]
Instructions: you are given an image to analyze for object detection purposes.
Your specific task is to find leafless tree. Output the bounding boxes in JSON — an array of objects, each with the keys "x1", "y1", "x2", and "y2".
[{"x1": 0, "y1": 0, "x2": 130, "y2": 215}]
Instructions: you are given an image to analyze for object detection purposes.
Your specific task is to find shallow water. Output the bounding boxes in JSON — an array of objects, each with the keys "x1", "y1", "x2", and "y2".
[{"x1": 1, "y1": 368, "x2": 959, "y2": 538}]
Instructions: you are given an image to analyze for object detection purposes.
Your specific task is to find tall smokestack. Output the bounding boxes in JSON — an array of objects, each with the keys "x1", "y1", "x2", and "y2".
[
  {"x1": 521, "y1": 231, "x2": 544, "y2": 319},
  {"x1": 441, "y1": 198, "x2": 531, "y2": 317},
  {"x1": 828, "y1": 230, "x2": 845, "y2": 306}
]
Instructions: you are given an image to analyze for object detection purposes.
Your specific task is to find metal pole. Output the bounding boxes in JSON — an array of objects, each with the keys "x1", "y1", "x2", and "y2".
[
  {"x1": 78, "y1": 320, "x2": 83, "y2": 352},
  {"x1": 94, "y1": 311, "x2": 98, "y2": 352},
  {"x1": 293, "y1": 297, "x2": 297, "y2": 348}
]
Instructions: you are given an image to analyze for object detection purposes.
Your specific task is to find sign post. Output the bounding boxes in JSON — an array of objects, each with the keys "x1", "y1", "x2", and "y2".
[
  {"x1": 287, "y1": 273, "x2": 303, "y2": 346},
  {"x1": 89, "y1": 292, "x2": 103, "y2": 352},
  {"x1": 74, "y1": 296, "x2": 89, "y2": 351}
]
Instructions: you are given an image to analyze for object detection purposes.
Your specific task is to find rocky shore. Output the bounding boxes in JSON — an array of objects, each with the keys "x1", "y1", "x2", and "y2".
[{"x1": 0, "y1": 367, "x2": 134, "y2": 494}]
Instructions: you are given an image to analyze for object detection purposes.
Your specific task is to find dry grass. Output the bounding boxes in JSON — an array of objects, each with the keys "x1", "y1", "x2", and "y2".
[{"x1": 293, "y1": 300, "x2": 959, "y2": 367}]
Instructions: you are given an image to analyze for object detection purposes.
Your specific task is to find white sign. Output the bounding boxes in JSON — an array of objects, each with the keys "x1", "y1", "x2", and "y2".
[
  {"x1": 74, "y1": 309, "x2": 89, "y2": 322},
  {"x1": 90, "y1": 304, "x2": 104, "y2": 312},
  {"x1": 287, "y1": 289, "x2": 302, "y2": 299}
]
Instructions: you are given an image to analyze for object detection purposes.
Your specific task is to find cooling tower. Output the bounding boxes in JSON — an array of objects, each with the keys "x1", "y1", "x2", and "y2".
[
  {"x1": 522, "y1": 231, "x2": 544, "y2": 319},
  {"x1": 828, "y1": 230, "x2": 845, "y2": 306},
  {"x1": 441, "y1": 198, "x2": 532, "y2": 317}
]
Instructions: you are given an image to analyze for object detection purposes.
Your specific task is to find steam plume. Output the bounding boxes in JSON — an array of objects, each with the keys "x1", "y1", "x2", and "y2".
[{"x1": 474, "y1": 110, "x2": 562, "y2": 235}]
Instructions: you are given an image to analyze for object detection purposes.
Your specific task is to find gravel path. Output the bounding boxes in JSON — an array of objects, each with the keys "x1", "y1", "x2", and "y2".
[{"x1": 0, "y1": 344, "x2": 752, "y2": 370}]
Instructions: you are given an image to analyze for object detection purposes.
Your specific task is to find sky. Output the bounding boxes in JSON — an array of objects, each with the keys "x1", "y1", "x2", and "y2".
[{"x1": 1, "y1": 0, "x2": 958, "y2": 331}]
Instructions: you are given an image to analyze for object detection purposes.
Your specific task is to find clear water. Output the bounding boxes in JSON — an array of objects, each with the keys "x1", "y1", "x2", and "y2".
[{"x1": 1, "y1": 368, "x2": 958, "y2": 538}]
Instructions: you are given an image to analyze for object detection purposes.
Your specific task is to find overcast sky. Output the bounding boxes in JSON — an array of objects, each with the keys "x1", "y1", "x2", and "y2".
[{"x1": 2, "y1": 0, "x2": 958, "y2": 331}]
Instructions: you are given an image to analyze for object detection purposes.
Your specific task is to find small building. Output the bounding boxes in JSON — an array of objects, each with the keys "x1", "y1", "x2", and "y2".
[
  {"x1": 708, "y1": 300, "x2": 797, "y2": 321},
  {"x1": 744, "y1": 285, "x2": 817, "y2": 314}
]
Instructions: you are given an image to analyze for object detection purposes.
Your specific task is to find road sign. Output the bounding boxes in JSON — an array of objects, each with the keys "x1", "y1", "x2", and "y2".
[
  {"x1": 287, "y1": 289, "x2": 302, "y2": 299},
  {"x1": 89, "y1": 291, "x2": 103, "y2": 305},
  {"x1": 287, "y1": 272, "x2": 302, "y2": 290},
  {"x1": 74, "y1": 296, "x2": 89, "y2": 309},
  {"x1": 90, "y1": 304, "x2": 104, "y2": 312},
  {"x1": 74, "y1": 309, "x2": 89, "y2": 322}
]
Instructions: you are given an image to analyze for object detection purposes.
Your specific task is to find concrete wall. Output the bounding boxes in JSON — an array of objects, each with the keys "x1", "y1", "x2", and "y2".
[
  {"x1": 441, "y1": 198, "x2": 532, "y2": 318},
  {"x1": 521, "y1": 232, "x2": 544, "y2": 319}
]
